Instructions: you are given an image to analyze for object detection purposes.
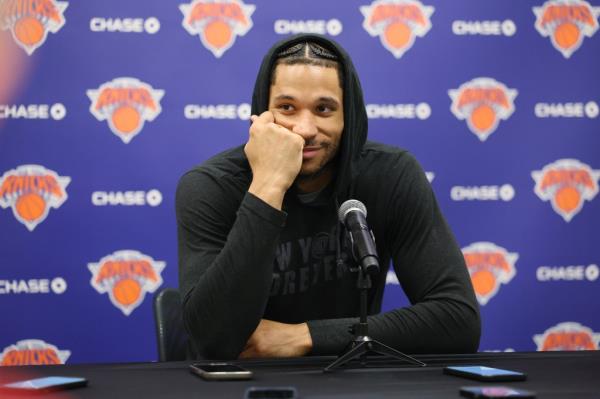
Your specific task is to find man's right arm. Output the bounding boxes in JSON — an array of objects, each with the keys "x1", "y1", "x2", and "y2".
[
  {"x1": 177, "y1": 111, "x2": 304, "y2": 359},
  {"x1": 176, "y1": 171, "x2": 286, "y2": 359}
]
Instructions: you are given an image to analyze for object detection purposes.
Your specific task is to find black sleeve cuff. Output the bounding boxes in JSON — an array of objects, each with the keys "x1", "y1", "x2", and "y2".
[{"x1": 241, "y1": 192, "x2": 287, "y2": 228}]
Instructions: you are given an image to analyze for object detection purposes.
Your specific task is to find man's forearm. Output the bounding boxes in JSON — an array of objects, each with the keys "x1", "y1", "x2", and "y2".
[{"x1": 181, "y1": 193, "x2": 287, "y2": 359}]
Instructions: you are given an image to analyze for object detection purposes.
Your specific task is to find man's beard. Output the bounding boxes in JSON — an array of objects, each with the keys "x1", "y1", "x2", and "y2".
[{"x1": 295, "y1": 141, "x2": 338, "y2": 184}]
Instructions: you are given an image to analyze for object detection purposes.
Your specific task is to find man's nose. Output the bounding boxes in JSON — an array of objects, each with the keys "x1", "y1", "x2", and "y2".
[{"x1": 291, "y1": 112, "x2": 318, "y2": 141}]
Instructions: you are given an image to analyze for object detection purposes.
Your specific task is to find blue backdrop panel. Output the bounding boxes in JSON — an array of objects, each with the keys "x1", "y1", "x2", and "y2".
[{"x1": 0, "y1": 0, "x2": 598, "y2": 364}]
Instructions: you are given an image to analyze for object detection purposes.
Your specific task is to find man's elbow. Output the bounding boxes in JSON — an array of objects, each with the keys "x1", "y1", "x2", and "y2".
[
  {"x1": 455, "y1": 305, "x2": 481, "y2": 353},
  {"x1": 183, "y1": 309, "x2": 247, "y2": 360}
]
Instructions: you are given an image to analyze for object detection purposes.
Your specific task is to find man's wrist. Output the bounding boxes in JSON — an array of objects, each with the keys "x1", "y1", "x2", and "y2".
[
  {"x1": 295, "y1": 322, "x2": 313, "y2": 355},
  {"x1": 248, "y1": 178, "x2": 288, "y2": 210}
]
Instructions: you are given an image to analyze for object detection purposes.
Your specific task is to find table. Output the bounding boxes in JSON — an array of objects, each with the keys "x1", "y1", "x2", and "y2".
[{"x1": 1, "y1": 351, "x2": 598, "y2": 398}]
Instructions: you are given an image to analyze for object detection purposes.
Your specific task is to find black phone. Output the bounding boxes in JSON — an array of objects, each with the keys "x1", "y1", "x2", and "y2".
[
  {"x1": 244, "y1": 386, "x2": 298, "y2": 398},
  {"x1": 189, "y1": 362, "x2": 253, "y2": 381},
  {"x1": 0, "y1": 376, "x2": 88, "y2": 393},
  {"x1": 460, "y1": 386, "x2": 536, "y2": 398},
  {"x1": 444, "y1": 365, "x2": 527, "y2": 382}
]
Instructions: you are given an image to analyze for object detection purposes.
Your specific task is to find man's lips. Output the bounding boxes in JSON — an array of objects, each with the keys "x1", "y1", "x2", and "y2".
[{"x1": 302, "y1": 146, "x2": 322, "y2": 159}]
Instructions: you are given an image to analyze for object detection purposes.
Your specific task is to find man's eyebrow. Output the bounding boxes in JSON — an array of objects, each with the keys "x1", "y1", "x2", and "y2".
[
  {"x1": 272, "y1": 94, "x2": 341, "y2": 106},
  {"x1": 273, "y1": 94, "x2": 296, "y2": 102},
  {"x1": 317, "y1": 96, "x2": 340, "y2": 106}
]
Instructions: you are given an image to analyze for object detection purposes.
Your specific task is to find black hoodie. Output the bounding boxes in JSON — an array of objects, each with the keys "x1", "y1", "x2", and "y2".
[{"x1": 176, "y1": 34, "x2": 480, "y2": 359}]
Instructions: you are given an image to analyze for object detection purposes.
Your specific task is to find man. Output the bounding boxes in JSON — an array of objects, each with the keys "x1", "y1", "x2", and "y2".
[{"x1": 176, "y1": 34, "x2": 480, "y2": 360}]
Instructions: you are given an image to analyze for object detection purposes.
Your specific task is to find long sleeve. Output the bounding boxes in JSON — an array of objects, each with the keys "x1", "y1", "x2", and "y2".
[
  {"x1": 176, "y1": 169, "x2": 286, "y2": 359},
  {"x1": 307, "y1": 152, "x2": 481, "y2": 355}
]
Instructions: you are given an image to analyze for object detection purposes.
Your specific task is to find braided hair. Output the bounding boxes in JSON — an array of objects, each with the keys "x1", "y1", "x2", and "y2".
[{"x1": 270, "y1": 41, "x2": 343, "y2": 87}]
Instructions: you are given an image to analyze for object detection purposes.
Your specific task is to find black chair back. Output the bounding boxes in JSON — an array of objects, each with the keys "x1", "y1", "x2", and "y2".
[{"x1": 153, "y1": 287, "x2": 188, "y2": 361}]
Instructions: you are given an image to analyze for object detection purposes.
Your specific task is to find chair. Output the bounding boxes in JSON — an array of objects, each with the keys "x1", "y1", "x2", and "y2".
[{"x1": 153, "y1": 287, "x2": 189, "y2": 361}]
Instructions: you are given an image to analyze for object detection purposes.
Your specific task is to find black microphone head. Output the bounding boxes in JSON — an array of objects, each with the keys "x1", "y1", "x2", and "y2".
[{"x1": 338, "y1": 199, "x2": 367, "y2": 223}]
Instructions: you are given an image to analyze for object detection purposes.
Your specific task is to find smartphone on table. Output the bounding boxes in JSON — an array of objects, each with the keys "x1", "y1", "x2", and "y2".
[
  {"x1": 244, "y1": 386, "x2": 298, "y2": 398},
  {"x1": 0, "y1": 376, "x2": 88, "y2": 393},
  {"x1": 444, "y1": 365, "x2": 527, "y2": 382},
  {"x1": 189, "y1": 362, "x2": 253, "y2": 380},
  {"x1": 460, "y1": 386, "x2": 536, "y2": 398}
]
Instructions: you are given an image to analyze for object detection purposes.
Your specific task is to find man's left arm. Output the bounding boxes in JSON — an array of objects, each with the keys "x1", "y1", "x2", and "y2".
[
  {"x1": 241, "y1": 153, "x2": 481, "y2": 357},
  {"x1": 307, "y1": 152, "x2": 481, "y2": 355}
]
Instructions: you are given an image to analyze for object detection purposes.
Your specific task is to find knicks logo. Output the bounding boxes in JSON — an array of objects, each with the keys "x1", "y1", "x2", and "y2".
[
  {"x1": 532, "y1": 159, "x2": 600, "y2": 222},
  {"x1": 0, "y1": 339, "x2": 70, "y2": 366},
  {"x1": 87, "y1": 77, "x2": 164, "y2": 144},
  {"x1": 449, "y1": 78, "x2": 518, "y2": 141},
  {"x1": 88, "y1": 250, "x2": 165, "y2": 316},
  {"x1": 0, "y1": 0, "x2": 68, "y2": 55},
  {"x1": 179, "y1": 0, "x2": 255, "y2": 58},
  {"x1": 0, "y1": 165, "x2": 70, "y2": 231},
  {"x1": 462, "y1": 242, "x2": 518, "y2": 306},
  {"x1": 360, "y1": 0, "x2": 434, "y2": 59},
  {"x1": 533, "y1": 0, "x2": 600, "y2": 58},
  {"x1": 534, "y1": 322, "x2": 600, "y2": 350}
]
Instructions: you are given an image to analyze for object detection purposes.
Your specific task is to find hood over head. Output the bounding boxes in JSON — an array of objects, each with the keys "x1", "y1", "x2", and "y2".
[{"x1": 251, "y1": 34, "x2": 368, "y2": 202}]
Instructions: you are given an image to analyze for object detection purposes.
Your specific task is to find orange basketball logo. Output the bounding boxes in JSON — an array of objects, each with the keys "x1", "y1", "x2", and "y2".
[
  {"x1": 532, "y1": 159, "x2": 600, "y2": 222},
  {"x1": 88, "y1": 250, "x2": 165, "y2": 316},
  {"x1": 0, "y1": 165, "x2": 70, "y2": 231},
  {"x1": 0, "y1": 0, "x2": 68, "y2": 55},
  {"x1": 533, "y1": 0, "x2": 600, "y2": 58},
  {"x1": 87, "y1": 78, "x2": 165, "y2": 144},
  {"x1": 449, "y1": 78, "x2": 518, "y2": 141},
  {"x1": 534, "y1": 322, "x2": 600, "y2": 351},
  {"x1": 361, "y1": 0, "x2": 434, "y2": 59},
  {"x1": 0, "y1": 339, "x2": 70, "y2": 366},
  {"x1": 462, "y1": 242, "x2": 518, "y2": 306},
  {"x1": 179, "y1": 0, "x2": 255, "y2": 58}
]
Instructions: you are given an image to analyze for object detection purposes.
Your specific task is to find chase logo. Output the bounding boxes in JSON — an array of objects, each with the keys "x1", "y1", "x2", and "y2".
[
  {"x1": 462, "y1": 242, "x2": 518, "y2": 306},
  {"x1": 449, "y1": 78, "x2": 518, "y2": 142},
  {"x1": 88, "y1": 250, "x2": 165, "y2": 316},
  {"x1": 0, "y1": 339, "x2": 70, "y2": 366},
  {"x1": 87, "y1": 77, "x2": 164, "y2": 144},
  {"x1": 91, "y1": 189, "x2": 162, "y2": 207},
  {"x1": 0, "y1": 165, "x2": 70, "y2": 231},
  {"x1": 0, "y1": 277, "x2": 67, "y2": 294},
  {"x1": 452, "y1": 19, "x2": 516, "y2": 36},
  {"x1": 274, "y1": 19, "x2": 342, "y2": 36},
  {"x1": 366, "y1": 103, "x2": 431, "y2": 120},
  {"x1": 534, "y1": 101, "x2": 599, "y2": 118},
  {"x1": 179, "y1": 0, "x2": 255, "y2": 58},
  {"x1": 360, "y1": 0, "x2": 434, "y2": 59},
  {"x1": 451, "y1": 184, "x2": 515, "y2": 202},
  {"x1": 532, "y1": 159, "x2": 600, "y2": 222},
  {"x1": 537, "y1": 263, "x2": 599, "y2": 281},
  {"x1": 90, "y1": 17, "x2": 160, "y2": 34},
  {"x1": 0, "y1": 103, "x2": 66, "y2": 120},
  {"x1": 184, "y1": 103, "x2": 251, "y2": 120},
  {"x1": 0, "y1": 0, "x2": 68, "y2": 55},
  {"x1": 534, "y1": 322, "x2": 600, "y2": 350},
  {"x1": 533, "y1": 0, "x2": 600, "y2": 58}
]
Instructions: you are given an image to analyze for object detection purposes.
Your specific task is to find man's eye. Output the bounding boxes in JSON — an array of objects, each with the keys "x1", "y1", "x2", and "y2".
[
  {"x1": 317, "y1": 104, "x2": 333, "y2": 113},
  {"x1": 279, "y1": 104, "x2": 294, "y2": 111}
]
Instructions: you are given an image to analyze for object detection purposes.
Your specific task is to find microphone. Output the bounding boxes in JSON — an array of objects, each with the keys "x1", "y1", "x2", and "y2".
[{"x1": 338, "y1": 199, "x2": 379, "y2": 275}]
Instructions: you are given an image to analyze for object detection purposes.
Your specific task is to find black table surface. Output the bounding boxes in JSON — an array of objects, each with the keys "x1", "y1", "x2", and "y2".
[{"x1": 1, "y1": 351, "x2": 598, "y2": 398}]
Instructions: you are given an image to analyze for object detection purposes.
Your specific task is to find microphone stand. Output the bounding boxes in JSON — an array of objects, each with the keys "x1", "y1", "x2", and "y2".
[{"x1": 323, "y1": 261, "x2": 427, "y2": 372}]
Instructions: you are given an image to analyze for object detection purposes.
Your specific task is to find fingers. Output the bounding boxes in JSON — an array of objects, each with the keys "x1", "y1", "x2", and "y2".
[
  {"x1": 249, "y1": 111, "x2": 297, "y2": 140},
  {"x1": 238, "y1": 348, "x2": 252, "y2": 359},
  {"x1": 249, "y1": 111, "x2": 275, "y2": 137},
  {"x1": 251, "y1": 111, "x2": 274, "y2": 125}
]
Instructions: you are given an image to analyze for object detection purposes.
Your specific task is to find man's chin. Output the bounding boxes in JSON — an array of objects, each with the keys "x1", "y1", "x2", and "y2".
[
  {"x1": 298, "y1": 163, "x2": 326, "y2": 179},
  {"x1": 296, "y1": 163, "x2": 333, "y2": 183}
]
